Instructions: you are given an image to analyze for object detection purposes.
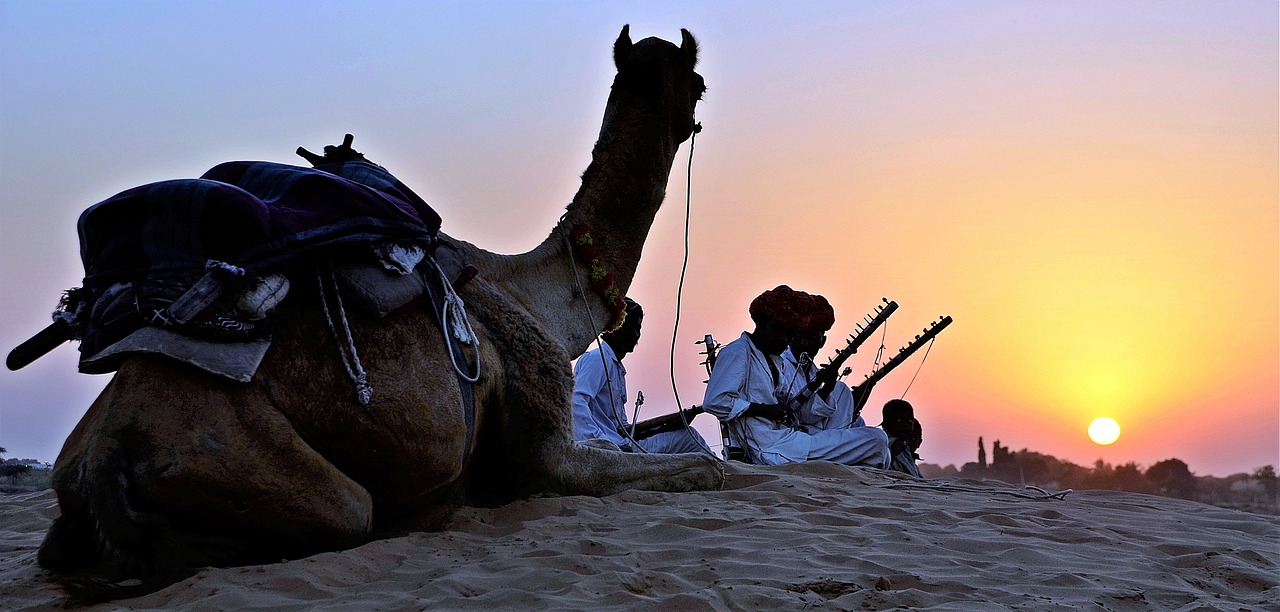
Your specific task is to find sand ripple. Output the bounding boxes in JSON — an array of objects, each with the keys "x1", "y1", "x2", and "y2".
[{"x1": 1, "y1": 462, "x2": 1276, "y2": 610}]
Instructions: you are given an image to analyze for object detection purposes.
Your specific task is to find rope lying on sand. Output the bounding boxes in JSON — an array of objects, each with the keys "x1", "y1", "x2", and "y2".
[{"x1": 876, "y1": 481, "x2": 1073, "y2": 500}]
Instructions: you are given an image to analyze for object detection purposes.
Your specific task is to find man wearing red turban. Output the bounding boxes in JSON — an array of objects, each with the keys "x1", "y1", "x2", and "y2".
[{"x1": 703, "y1": 286, "x2": 889, "y2": 467}]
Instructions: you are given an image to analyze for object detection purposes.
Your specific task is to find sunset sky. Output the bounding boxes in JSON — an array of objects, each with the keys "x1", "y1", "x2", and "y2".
[{"x1": 1, "y1": 2, "x2": 1275, "y2": 477}]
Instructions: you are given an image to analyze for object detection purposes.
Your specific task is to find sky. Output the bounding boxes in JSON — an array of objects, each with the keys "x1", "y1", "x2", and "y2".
[{"x1": 1, "y1": 1, "x2": 1276, "y2": 477}]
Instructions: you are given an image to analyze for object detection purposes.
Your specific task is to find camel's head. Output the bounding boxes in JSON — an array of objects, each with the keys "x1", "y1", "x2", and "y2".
[{"x1": 611, "y1": 25, "x2": 705, "y2": 144}]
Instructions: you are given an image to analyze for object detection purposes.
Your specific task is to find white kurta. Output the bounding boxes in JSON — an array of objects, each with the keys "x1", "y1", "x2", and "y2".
[
  {"x1": 573, "y1": 341, "x2": 710, "y2": 454},
  {"x1": 704, "y1": 333, "x2": 888, "y2": 467},
  {"x1": 780, "y1": 348, "x2": 867, "y2": 429},
  {"x1": 572, "y1": 342, "x2": 631, "y2": 448}
]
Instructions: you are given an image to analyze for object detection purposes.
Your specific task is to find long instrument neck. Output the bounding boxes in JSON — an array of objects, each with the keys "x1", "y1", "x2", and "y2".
[
  {"x1": 859, "y1": 316, "x2": 953, "y2": 389},
  {"x1": 821, "y1": 300, "x2": 898, "y2": 374}
]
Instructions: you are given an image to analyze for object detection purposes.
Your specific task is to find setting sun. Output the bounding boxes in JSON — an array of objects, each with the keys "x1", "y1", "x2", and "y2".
[{"x1": 1088, "y1": 417, "x2": 1121, "y2": 446}]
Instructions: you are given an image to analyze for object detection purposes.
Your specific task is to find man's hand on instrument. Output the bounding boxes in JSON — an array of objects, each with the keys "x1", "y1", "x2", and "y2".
[{"x1": 814, "y1": 365, "x2": 839, "y2": 398}]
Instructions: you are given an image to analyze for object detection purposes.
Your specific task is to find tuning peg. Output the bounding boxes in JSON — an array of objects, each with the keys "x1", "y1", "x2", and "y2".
[{"x1": 882, "y1": 297, "x2": 888, "y2": 303}]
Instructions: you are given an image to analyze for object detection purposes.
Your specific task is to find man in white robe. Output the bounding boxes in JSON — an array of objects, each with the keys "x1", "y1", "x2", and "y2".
[
  {"x1": 781, "y1": 315, "x2": 867, "y2": 430},
  {"x1": 703, "y1": 286, "x2": 889, "y2": 467},
  {"x1": 780, "y1": 298, "x2": 892, "y2": 464},
  {"x1": 572, "y1": 298, "x2": 708, "y2": 454}
]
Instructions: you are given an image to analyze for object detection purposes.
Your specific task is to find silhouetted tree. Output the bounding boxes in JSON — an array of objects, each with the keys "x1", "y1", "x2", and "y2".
[
  {"x1": 1254, "y1": 465, "x2": 1278, "y2": 504},
  {"x1": 1113, "y1": 462, "x2": 1150, "y2": 493},
  {"x1": 1147, "y1": 458, "x2": 1197, "y2": 499},
  {"x1": 0, "y1": 463, "x2": 31, "y2": 484},
  {"x1": 1088, "y1": 459, "x2": 1115, "y2": 489},
  {"x1": 978, "y1": 437, "x2": 987, "y2": 469}
]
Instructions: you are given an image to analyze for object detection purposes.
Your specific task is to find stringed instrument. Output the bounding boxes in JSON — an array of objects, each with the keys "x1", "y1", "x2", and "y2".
[
  {"x1": 849, "y1": 315, "x2": 953, "y2": 416},
  {"x1": 787, "y1": 298, "x2": 898, "y2": 410},
  {"x1": 629, "y1": 334, "x2": 720, "y2": 440}
]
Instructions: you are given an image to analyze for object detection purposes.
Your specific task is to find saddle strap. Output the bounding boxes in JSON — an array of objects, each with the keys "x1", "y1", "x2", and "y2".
[{"x1": 421, "y1": 258, "x2": 478, "y2": 463}]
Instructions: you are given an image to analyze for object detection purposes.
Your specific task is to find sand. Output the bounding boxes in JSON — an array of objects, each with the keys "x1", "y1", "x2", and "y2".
[{"x1": 2, "y1": 461, "x2": 1277, "y2": 610}]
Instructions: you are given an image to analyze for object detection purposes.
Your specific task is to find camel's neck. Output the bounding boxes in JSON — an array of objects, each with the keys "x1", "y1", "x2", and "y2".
[{"x1": 457, "y1": 108, "x2": 684, "y2": 358}]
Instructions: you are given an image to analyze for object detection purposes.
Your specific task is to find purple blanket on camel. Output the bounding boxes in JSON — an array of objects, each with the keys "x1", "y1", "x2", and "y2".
[{"x1": 74, "y1": 159, "x2": 443, "y2": 360}]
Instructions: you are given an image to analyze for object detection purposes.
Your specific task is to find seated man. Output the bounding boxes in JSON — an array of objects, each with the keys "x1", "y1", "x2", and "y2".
[
  {"x1": 780, "y1": 295, "x2": 866, "y2": 431},
  {"x1": 572, "y1": 297, "x2": 709, "y2": 454},
  {"x1": 881, "y1": 399, "x2": 924, "y2": 477},
  {"x1": 702, "y1": 285, "x2": 889, "y2": 467}
]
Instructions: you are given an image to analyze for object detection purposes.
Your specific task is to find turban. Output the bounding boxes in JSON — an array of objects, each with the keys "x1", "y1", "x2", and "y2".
[{"x1": 749, "y1": 285, "x2": 835, "y2": 332}]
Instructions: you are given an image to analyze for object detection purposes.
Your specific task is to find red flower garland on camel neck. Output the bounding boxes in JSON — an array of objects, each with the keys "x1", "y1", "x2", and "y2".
[{"x1": 569, "y1": 223, "x2": 627, "y2": 331}]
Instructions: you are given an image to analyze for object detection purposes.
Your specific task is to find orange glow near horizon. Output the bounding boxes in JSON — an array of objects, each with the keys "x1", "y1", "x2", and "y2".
[{"x1": 620, "y1": 13, "x2": 1280, "y2": 474}]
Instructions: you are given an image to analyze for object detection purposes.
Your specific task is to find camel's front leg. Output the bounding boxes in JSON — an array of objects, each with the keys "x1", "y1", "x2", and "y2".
[
  {"x1": 552, "y1": 441, "x2": 725, "y2": 496},
  {"x1": 488, "y1": 334, "x2": 724, "y2": 497}
]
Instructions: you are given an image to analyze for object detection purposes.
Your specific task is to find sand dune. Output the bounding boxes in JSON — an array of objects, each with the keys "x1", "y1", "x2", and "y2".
[{"x1": 3, "y1": 461, "x2": 1277, "y2": 610}]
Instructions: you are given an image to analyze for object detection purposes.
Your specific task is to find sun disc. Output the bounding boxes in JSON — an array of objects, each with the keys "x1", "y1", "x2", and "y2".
[{"x1": 1088, "y1": 417, "x2": 1121, "y2": 445}]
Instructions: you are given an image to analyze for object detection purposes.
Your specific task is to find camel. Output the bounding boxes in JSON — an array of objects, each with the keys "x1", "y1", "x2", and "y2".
[{"x1": 37, "y1": 26, "x2": 723, "y2": 599}]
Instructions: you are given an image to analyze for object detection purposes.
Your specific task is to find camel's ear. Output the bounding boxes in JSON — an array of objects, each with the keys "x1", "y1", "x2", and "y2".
[
  {"x1": 614, "y1": 25, "x2": 632, "y2": 70},
  {"x1": 680, "y1": 28, "x2": 699, "y2": 69}
]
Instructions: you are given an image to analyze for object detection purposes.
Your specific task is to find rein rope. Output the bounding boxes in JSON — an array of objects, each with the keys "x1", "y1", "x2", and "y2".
[
  {"x1": 563, "y1": 122, "x2": 709, "y2": 455},
  {"x1": 561, "y1": 222, "x2": 644, "y2": 451},
  {"x1": 666, "y1": 123, "x2": 716, "y2": 457}
]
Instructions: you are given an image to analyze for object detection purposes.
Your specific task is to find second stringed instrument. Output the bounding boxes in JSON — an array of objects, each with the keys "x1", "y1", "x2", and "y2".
[{"x1": 849, "y1": 314, "x2": 953, "y2": 417}]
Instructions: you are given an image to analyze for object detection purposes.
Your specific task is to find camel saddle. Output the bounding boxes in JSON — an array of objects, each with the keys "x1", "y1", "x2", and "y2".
[{"x1": 9, "y1": 158, "x2": 477, "y2": 382}]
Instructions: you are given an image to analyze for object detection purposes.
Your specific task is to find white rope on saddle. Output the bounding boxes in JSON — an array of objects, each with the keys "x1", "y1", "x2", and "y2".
[
  {"x1": 316, "y1": 268, "x2": 372, "y2": 405},
  {"x1": 432, "y1": 259, "x2": 481, "y2": 383}
]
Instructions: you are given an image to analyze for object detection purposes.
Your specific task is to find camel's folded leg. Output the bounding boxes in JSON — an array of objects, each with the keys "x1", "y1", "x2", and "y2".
[
  {"x1": 40, "y1": 357, "x2": 375, "y2": 592},
  {"x1": 552, "y1": 442, "x2": 725, "y2": 497}
]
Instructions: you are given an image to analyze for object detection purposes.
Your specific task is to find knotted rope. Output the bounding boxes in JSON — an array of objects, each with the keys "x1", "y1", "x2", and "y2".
[
  {"x1": 316, "y1": 267, "x2": 372, "y2": 405},
  {"x1": 433, "y1": 259, "x2": 481, "y2": 383}
]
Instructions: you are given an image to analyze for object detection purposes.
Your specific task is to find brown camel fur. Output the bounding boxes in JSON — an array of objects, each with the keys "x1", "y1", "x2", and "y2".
[{"x1": 37, "y1": 26, "x2": 723, "y2": 600}]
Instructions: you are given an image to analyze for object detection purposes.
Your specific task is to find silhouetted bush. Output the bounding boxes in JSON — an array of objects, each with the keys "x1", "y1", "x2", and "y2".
[{"x1": 919, "y1": 439, "x2": 1277, "y2": 515}]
